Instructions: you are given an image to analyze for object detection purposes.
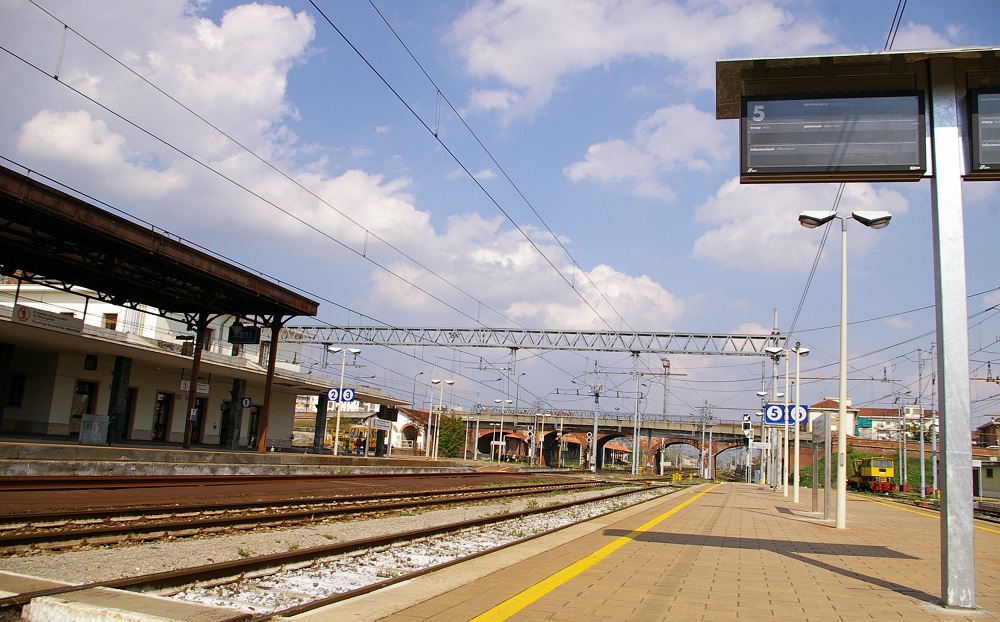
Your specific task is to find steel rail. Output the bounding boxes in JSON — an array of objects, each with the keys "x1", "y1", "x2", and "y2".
[
  {"x1": 0, "y1": 484, "x2": 669, "y2": 613},
  {"x1": 0, "y1": 478, "x2": 596, "y2": 524},
  {"x1": 0, "y1": 481, "x2": 612, "y2": 550},
  {"x1": 0, "y1": 470, "x2": 524, "y2": 492}
]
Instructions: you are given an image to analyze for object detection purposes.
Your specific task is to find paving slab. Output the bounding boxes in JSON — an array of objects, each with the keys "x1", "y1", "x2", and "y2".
[{"x1": 294, "y1": 482, "x2": 1000, "y2": 621}]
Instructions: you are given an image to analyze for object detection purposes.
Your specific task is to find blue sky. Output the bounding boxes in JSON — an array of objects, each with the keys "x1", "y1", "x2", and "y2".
[{"x1": 2, "y1": 0, "x2": 999, "y2": 425}]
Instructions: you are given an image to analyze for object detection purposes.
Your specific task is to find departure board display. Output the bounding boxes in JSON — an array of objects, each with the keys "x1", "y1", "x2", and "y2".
[
  {"x1": 740, "y1": 93, "x2": 926, "y2": 182},
  {"x1": 969, "y1": 88, "x2": 1000, "y2": 179}
]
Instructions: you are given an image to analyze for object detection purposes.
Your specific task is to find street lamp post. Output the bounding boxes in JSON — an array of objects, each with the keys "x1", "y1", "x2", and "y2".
[
  {"x1": 537, "y1": 412, "x2": 547, "y2": 466},
  {"x1": 494, "y1": 398, "x2": 512, "y2": 466},
  {"x1": 473, "y1": 407, "x2": 481, "y2": 461},
  {"x1": 793, "y1": 342, "x2": 809, "y2": 504},
  {"x1": 756, "y1": 396, "x2": 766, "y2": 485},
  {"x1": 430, "y1": 379, "x2": 454, "y2": 460},
  {"x1": 411, "y1": 372, "x2": 424, "y2": 409},
  {"x1": 756, "y1": 387, "x2": 783, "y2": 487},
  {"x1": 329, "y1": 347, "x2": 361, "y2": 456},
  {"x1": 800, "y1": 209, "x2": 891, "y2": 529},
  {"x1": 779, "y1": 349, "x2": 791, "y2": 497}
]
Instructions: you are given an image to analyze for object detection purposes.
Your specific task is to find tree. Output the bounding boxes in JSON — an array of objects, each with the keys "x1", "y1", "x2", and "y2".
[{"x1": 437, "y1": 415, "x2": 466, "y2": 458}]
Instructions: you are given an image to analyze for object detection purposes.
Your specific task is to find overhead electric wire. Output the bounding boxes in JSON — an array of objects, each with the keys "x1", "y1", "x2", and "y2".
[
  {"x1": 362, "y1": 0, "x2": 637, "y2": 335},
  {"x1": 6, "y1": 2, "x2": 587, "y2": 401},
  {"x1": 11, "y1": 0, "x2": 582, "y2": 406},
  {"x1": 306, "y1": 0, "x2": 632, "y2": 339},
  {"x1": 885, "y1": 0, "x2": 909, "y2": 51},
  {"x1": 20, "y1": 0, "x2": 521, "y2": 336},
  {"x1": 11, "y1": 1, "x2": 992, "y2": 417},
  {"x1": 0, "y1": 154, "x2": 542, "y2": 412}
]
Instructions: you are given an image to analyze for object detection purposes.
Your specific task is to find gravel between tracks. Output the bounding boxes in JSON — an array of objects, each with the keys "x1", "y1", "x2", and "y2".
[{"x1": 0, "y1": 486, "x2": 647, "y2": 585}]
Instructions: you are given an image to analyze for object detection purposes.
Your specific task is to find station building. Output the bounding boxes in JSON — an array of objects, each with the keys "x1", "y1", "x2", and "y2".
[
  {"x1": 0, "y1": 164, "x2": 404, "y2": 451},
  {"x1": 0, "y1": 280, "x2": 316, "y2": 448}
]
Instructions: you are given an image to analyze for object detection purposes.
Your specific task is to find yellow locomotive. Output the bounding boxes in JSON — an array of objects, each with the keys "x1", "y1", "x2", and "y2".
[
  {"x1": 849, "y1": 457, "x2": 897, "y2": 492},
  {"x1": 343, "y1": 424, "x2": 377, "y2": 454}
]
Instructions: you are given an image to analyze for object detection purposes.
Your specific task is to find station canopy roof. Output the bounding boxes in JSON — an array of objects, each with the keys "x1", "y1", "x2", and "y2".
[
  {"x1": 716, "y1": 47, "x2": 1000, "y2": 120},
  {"x1": 0, "y1": 164, "x2": 318, "y2": 322}
]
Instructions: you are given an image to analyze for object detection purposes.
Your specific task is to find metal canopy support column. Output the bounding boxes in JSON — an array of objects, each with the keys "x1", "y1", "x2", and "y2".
[
  {"x1": 107, "y1": 356, "x2": 132, "y2": 443},
  {"x1": 183, "y1": 313, "x2": 209, "y2": 449},
  {"x1": 226, "y1": 378, "x2": 246, "y2": 450},
  {"x1": 257, "y1": 316, "x2": 286, "y2": 453},
  {"x1": 928, "y1": 57, "x2": 975, "y2": 609},
  {"x1": 313, "y1": 391, "x2": 329, "y2": 453}
]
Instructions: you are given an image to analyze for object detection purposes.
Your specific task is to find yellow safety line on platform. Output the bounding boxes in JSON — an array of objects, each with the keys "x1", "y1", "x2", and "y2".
[
  {"x1": 469, "y1": 482, "x2": 723, "y2": 622},
  {"x1": 866, "y1": 498, "x2": 1000, "y2": 535}
]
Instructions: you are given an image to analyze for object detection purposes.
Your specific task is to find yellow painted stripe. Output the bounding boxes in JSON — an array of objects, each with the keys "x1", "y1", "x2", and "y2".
[
  {"x1": 469, "y1": 483, "x2": 722, "y2": 622},
  {"x1": 868, "y1": 498, "x2": 1000, "y2": 535}
]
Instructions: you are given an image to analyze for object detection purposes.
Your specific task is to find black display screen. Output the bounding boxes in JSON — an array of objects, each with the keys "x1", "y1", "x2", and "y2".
[
  {"x1": 740, "y1": 93, "x2": 925, "y2": 182},
  {"x1": 969, "y1": 88, "x2": 1000, "y2": 179}
]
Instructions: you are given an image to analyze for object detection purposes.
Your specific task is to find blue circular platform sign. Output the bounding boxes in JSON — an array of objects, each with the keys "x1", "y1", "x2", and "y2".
[
  {"x1": 764, "y1": 404, "x2": 785, "y2": 425},
  {"x1": 791, "y1": 405, "x2": 809, "y2": 423}
]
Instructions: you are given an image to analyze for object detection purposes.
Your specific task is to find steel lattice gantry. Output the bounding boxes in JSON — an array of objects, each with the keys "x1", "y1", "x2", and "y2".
[{"x1": 280, "y1": 326, "x2": 784, "y2": 355}]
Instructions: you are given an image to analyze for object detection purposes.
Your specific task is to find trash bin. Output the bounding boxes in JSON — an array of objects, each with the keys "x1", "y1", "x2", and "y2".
[{"x1": 78, "y1": 413, "x2": 110, "y2": 446}]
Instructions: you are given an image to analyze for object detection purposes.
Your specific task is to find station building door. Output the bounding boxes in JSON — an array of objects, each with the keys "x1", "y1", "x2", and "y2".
[
  {"x1": 247, "y1": 406, "x2": 261, "y2": 447},
  {"x1": 70, "y1": 380, "x2": 98, "y2": 435},
  {"x1": 189, "y1": 397, "x2": 207, "y2": 444},
  {"x1": 152, "y1": 392, "x2": 172, "y2": 441}
]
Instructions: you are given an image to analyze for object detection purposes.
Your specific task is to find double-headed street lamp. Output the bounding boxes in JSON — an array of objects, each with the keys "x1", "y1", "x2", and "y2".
[
  {"x1": 429, "y1": 379, "x2": 454, "y2": 460},
  {"x1": 329, "y1": 347, "x2": 361, "y2": 456},
  {"x1": 799, "y1": 209, "x2": 891, "y2": 529},
  {"x1": 764, "y1": 346, "x2": 787, "y2": 495}
]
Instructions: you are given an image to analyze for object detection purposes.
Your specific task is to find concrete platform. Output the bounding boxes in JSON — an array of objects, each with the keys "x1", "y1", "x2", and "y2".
[
  {"x1": 0, "y1": 437, "x2": 478, "y2": 477},
  {"x1": 296, "y1": 482, "x2": 1000, "y2": 621}
]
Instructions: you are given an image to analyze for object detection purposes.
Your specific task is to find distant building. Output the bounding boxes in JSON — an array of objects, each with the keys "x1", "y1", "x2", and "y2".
[
  {"x1": 856, "y1": 404, "x2": 933, "y2": 441},
  {"x1": 807, "y1": 398, "x2": 856, "y2": 438},
  {"x1": 808, "y1": 398, "x2": 934, "y2": 442},
  {"x1": 974, "y1": 417, "x2": 1000, "y2": 448}
]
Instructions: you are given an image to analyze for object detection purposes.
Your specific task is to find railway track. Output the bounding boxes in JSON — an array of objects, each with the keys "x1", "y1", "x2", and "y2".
[
  {"x1": 0, "y1": 470, "x2": 522, "y2": 492},
  {"x1": 0, "y1": 479, "x2": 613, "y2": 552},
  {"x1": 848, "y1": 489, "x2": 1000, "y2": 525},
  {"x1": 1, "y1": 485, "x2": 673, "y2": 620}
]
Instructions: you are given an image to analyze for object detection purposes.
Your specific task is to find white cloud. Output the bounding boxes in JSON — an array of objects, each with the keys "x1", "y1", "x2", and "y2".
[
  {"x1": 564, "y1": 104, "x2": 730, "y2": 200},
  {"x1": 690, "y1": 178, "x2": 910, "y2": 272},
  {"x1": 734, "y1": 322, "x2": 771, "y2": 335},
  {"x1": 366, "y1": 212, "x2": 684, "y2": 329},
  {"x1": 16, "y1": 110, "x2": 185, "y2": 199},
  {"x1": 7, "y1": 3, "x2": 441, "y2": 267},
  {"x1": 8, "y1": 2, "x2": 317, "y2": 209},
  {"x1": 448, "y1": 0, "x2": 833, "y2": 121},
  {"x1": 983, "y1": 290, "x2": 1000, "y2": 310},
  {"x1": 884, "y1": 316, "x2": 915, "y2": 331},
  {"x1": 888, "y1": 22, "x2": 957, "y2": 51}
]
